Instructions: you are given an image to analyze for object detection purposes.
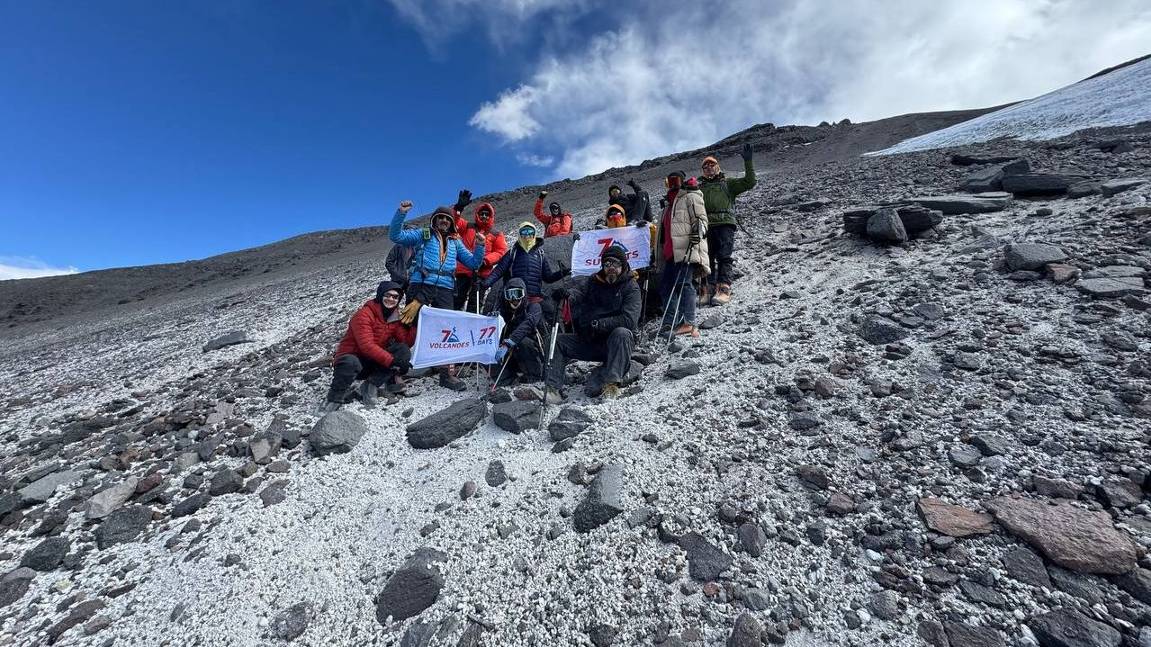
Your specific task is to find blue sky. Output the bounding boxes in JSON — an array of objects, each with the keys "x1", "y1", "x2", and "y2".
[{"x1": 2, "y1": 1, "x2": 1149, "y2": 277}]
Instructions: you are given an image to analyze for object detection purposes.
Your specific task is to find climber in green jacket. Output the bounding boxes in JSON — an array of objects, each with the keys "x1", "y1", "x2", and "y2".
[{"x1": 699, "y1": 142, "x2": 756, "y2": 305}]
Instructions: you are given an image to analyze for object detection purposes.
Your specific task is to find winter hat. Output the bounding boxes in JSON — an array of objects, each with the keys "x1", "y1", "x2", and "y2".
[
  {"x1": 605, "y1": 204, "x2": 626, "y2": 228},
  {"x1": 549, "y1": 201, "x2": 562, "y2": 214},
  {"x1": 683, "y1": 177, "x2": 699, "y2": 189},
  {"x1": 702, "y1": 156, "x2": 719, "y2": 166},
  {"x1": 601, "y1": 244, "x2": 628, "y2": 266},
  {"x1": 375, "y1": 281, "x2": 403, "y2": 305},
  {"x1": 432, "y1": 206, "x2": 454, "y2": 228}
]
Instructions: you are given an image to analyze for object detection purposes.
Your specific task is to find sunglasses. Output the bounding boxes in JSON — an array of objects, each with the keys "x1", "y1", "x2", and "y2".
[
  {"x1": 381, "y1": 292, "x2": 401, "y2": 301},
  {"x1": 477, "y1": 211, "x2": 492, "y2": 219},
  {"x1": 601, "y1": 258, "x2": 623, "y2": 268}
]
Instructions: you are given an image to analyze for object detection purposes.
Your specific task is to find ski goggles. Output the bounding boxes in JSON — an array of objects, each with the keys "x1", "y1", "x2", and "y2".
[
  {"x1": 504, "y1": 286, "x2": 526, "y2": 301},
  {"x1": 518, "y1": 226, "x2": 537, "y2": 237}
]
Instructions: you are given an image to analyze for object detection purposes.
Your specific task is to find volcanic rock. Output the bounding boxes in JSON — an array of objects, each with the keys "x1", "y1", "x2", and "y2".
[
  {"x1": 573, "y1": 463, "x2": 624, "y2": 533},
  {"x1": 406, "y1": 399, "x2": 485, "y2": 449},
  {"x1": 311, "y1": 410, "x2": 369, "y2": 455},
  {"x1": 916, "y1": 497, "x2": 994, "y2": 537},
  {"x1": 986, "y1": 497, "x2": 1138, "y2": 574},
  {"x1": 375, "y1": 547, "x2": 448, "y2": 624}
]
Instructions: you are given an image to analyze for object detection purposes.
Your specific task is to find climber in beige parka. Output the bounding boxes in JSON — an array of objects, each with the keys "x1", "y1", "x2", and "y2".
[{"x1": 657, "y1": 172, "x2": 709, "y2": 336}]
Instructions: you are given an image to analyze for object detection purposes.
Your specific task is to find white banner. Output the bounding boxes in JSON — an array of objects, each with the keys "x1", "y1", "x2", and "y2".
[
  {"x1": 411, "y1": 307, "x2": 504, "y2": 369},
  {"x1": 570, "y1": 226, "x2": 651, "y2": 276}
]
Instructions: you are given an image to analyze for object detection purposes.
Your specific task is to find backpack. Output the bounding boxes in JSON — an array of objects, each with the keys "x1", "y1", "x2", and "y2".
[{"x1": 405, "y1": 228, "x2": 434, "y2": 280}]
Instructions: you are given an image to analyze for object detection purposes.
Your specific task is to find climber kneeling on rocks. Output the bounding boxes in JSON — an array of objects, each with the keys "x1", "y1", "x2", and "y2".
[
  {"x1": 320, "y1": 281, "x2": 414, "y2": 414},
  {"x1": 389, "y1": 200, "x2": 485, "y2": 391},
  {"x1": 491, "y1": 278, "x2": 546, "y2": 385},
  {"x1": 544, "y1": 245, "x2": 640, "y2": 402}
]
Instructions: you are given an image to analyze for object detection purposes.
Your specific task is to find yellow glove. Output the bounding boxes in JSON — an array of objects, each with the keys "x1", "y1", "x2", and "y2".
[{"x1": 400, "y1": 298, "x2": 423, "y2": 325}]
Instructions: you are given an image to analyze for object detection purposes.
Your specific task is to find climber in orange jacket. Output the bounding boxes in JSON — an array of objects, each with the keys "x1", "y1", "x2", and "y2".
[
  {"x1": 451, "y1": 190, "x2": 508, "y2": 310},
  {"x1": 533, "y1": 190, "x2": 573, "y2": 237}
]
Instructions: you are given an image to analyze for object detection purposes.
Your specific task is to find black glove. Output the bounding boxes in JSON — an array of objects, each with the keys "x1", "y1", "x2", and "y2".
[
  {"x1": 634, "y1": 220, "x2": 647, "y2": 228},
  {"x1": 392, "y1": 358, "x2": 412, "y2": 374},
  {"x1": 659, "y1": 198, "x2": 668, "y2": 210},
  {"x1": 551, "y1": 288, "x2": 568, "y2": 302},
  {"x1": 627, "y1": 179, "x2": 640, "y2": 191},
  {"x1": 741, "y1": 143, "x2": 753, "y2": 162},
  {"x1": 572, "y1": 232, "x2": 580, "y2": 241},
  {"x1": 454, "y1": 189, "x2": 472, "y2": 212},
  {"x1": 538, "y1": 191, "x2": 548, "y2": 200},
  {"x1": 589, "y1": 318, "x2": 605, "y2": 332},
  {"x1": 689, "y1": 233, "x2": 701, "y2": 245}
]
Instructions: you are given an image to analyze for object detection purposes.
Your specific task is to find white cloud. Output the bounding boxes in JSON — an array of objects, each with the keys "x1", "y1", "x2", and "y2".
[
  {"x1": 0, "y1": 256, "x2": 79, "y2": 281},
  {"x1": 515, "y1": 151, "x2": 555, "y2": 167},
  {"x1": 385, "y1": 0, "x2": 588, "y2": 51},
  {"x1": 460, "y1": 0, "x2": 1151, "y2": 177}
]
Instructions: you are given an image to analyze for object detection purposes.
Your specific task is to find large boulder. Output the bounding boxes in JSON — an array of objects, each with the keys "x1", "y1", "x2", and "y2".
[
  {"x1": 959, "y1": 158, "x2": 1030, "y2": 192},
  {"x1": 548, "y1": 407, "x2": 592, "y2": 441},
  {"x1": 202, "y1": 331, "x2": 253, "y2": 353},
  {"x1": 1005, "y1": 243, "x2": 1068, "y2": 271},
  {"x1": 18, "y1": 470, "x2": 81, "y2": 505},
  {"x1": 491, "y1": 400, "x2": 538, "y2": 434},
  {"x1": 986, "y1": 497, "x2": 1138, "y2": 575},
  {"x1": 310, "y1": 410, "x2": 369, "y2": 455},
  {"x1": 573, "y1": 463, "x2": 624, "y2": 532},
  {"x1": 375, "y1": 548, "x2": 448, "y2": 624},
  {"x1": 1076, "y1": 277, "x2": 1146, "y2": 298},
  {"x1": 866, "y1": 208, "x2": 908, "y2": 244},
  {"x1": 1100, "y1": 177, "x2": 1146, "y2": 197},
  {"x1": 1001, "y1": 173, "x2": 1071, "y2": 196},
  {"x1": 858, "y1": 316, "x2": 908, "y2": 345},
  {"x1": 895, "y1": 205, "x2": 943, "y2": 235},
  {"x1": 94, "y1": 505, "x2": 153, "y2": 549},
  {"x1": 406, "y1": 399, "x2": 486, "y2": 449},
  {"x1": 86, "y1": 477, "x2": 139, "y2": 519},
  {"x1": 908, "y1": 193, "x2": 1011, "y2": 214},
  {"x1": 1029, "y1": 608, "x2": 1120, "y2": 647}
]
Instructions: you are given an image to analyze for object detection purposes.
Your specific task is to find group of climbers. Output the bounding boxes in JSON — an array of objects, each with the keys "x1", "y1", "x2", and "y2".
[{"x1": 318, "y1": 143, "x2": 756, "y2": 411}]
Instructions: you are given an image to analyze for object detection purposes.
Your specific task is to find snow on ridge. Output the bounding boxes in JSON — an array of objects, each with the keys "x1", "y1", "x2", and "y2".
[{"x1": 868, "y1": 56, "x2": 1151, "y2": 156}]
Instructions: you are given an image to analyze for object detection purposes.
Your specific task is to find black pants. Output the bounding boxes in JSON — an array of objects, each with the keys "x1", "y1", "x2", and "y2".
[
  {"x1": 509, "y1": 332, "x2": 546, "y2": 381},
  {"x1": 453, "y1": 274, "x2": 477, "y2": 311},
  {"x1": 707, "y1": 223, "x2": 736, "y2": 286},
  {"x1": 546, "y1": 328, "x2": 634, "y2": 389},
  {"x1": 326, "y1": 343, "x2": 411, "y2": 402},
  {"x1": 411, "y1": 283, "x2": 454, "y2": 309}
]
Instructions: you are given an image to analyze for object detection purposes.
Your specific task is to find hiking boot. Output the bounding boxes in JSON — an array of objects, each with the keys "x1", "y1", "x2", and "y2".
[
  {"x1": 601, "y1": 383, "x2": 621, "y2": 399},
  {"x1": 673, "y1": 323, "x2": 699, "y2": 338},
  {"x1": 385, "y1": 376, "x2": 406, "y2": 395},
  {"x1": 317, "y1": 400, "x2": 342, "y2": 415},
  {"x1": 544, "y1": 387, "x2": 564, "y2": 405},
  {"x1": 358, "y1": 381, "x2": 379, "y2": 407},
  {"x1": 711, "y1": 283, "x2": 732, "y2": 306},
  {"x1": 440, "y1": 372, "x2": 467, "y2": 392},
  {"x1": 697, "y1": 284, "x2": 711, "y2": 306}
]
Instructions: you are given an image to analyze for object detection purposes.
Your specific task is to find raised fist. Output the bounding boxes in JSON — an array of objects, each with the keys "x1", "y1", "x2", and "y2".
[
  {"x1": 538, "y1": 191, "x2": 548, "y2": 200},
  {"x1": 399, "y1": 200, "x2": 413, "y2": 214}
]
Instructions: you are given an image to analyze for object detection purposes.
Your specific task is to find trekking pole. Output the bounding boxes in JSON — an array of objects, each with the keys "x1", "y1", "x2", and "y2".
[
  {"x1": 661, "y1": 240, "x2": 698, "y2": 351},
  {"x1": 489, "y1": 354, "x2": 512, "y2": 393},
  {"x1": 474, "y1": 285, "x2": 484, "y2": 392},
  {"x1": 537, "y1": 299, "x2": 564, "y2": 430}
]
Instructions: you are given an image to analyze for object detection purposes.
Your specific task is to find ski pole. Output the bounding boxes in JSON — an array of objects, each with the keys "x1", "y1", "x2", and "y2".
[{"x1": 537, "y1": 299, "x2": 564, "y2": 430}]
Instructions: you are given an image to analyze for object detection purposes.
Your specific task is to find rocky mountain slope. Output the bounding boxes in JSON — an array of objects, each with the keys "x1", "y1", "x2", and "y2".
[{"x1": 1, "y1": 64, "x2": 1151, "y2": 647}]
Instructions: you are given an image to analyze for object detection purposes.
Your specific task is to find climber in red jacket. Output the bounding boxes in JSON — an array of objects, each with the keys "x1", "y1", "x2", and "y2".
[
  {"x1": 533, "y1": 190, "x2": 573, "y2": 237},
  {"x1": 451, "y1": 191, "x2": 508, "y2": 311},
  {"x1": 321, "y1": 281, "x2": 415, "y2": 413}
]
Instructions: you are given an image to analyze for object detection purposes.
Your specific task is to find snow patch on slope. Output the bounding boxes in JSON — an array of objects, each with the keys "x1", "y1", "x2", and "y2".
[{"x1": 868, "y1": 56, "x2": 1151, "y2": 156}]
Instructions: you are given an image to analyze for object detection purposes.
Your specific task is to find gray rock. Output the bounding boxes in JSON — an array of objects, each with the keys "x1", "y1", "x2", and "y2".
[
  {"x1": 1111, "y1": 568, "x2": 1151, "y2": 605},
  {"x1": 986, "y1": 497, "x2": 1139, "y2": 575},
  {"x1": 1077, "y1": 277, "x2": 1145, "y2": 298},
  {"x1": 788, "y1": 413, "x2": 822, "y2": 432},
  {"x1": 959, "y1": 579, "x2": 1006, "y2": 607},
  {"x1": 949, "y1": 444, "x2": 983, "y2": 467},
  {"x1": 743, "y1": 588, "x2": 771, "y2": 611},
  {"x1": 86, "y1": 476, "x2": 139, "y2": 519},
  {"x1": 1030, "y1": 608, "x2": 1120, "y2": 647},
  {"x1": 548, "y1": 407, "x2": 591, "y2": 441},
  {"x1": 249, "y1": 433, "x2": 282, "y2": 465},
  {"x1": 679, "y1": 532, "x2": 733, "y2": 582},
  {"x1": 18, "y1": 470, "x2": 81, "y2": 505},
  {"x1": 943, "y1": 621, "x2": 1006, "y2": 647},
  {"x1": 491, "y1": 400, "x2": 538, "y2": 434},
  {"x1": 912, "y1": 302, "x2": 945, "y2": 321},
  {"x1": 1033, "y1": 476, "x2": 1084, "y2": 499},
  {"x1": 484, "y1": 461, "x2": 507, "y2": 487},
  {"x1": 738, "y1": 522, "x2": 767, "y2": 558},
  {"x1": 1082, "y1": 265, "x2": 1145, "y2": 279},
  {"x1": 209, "y1": 469, "x2": 244, "y2": 496},
  {"x1": 1003, "y1": 547, "x2": 1052, "y2": 588},
  {"x1": 859, "y1": 315, "x2": 908, "y2": 345},
  {"x1": 796, "y1": 464, "x2": 830, "y2": 490},
  {"x1": 971, "y1": 434, "x2": 1009, "y2": 456},
  {"x1": 202, "y1": 331, "x2": 252, "y2": 353},
  {"x1": 867, "y1": 590, "x2": 900, "y2": 621},
  {"x1": 0, "y1": 577, "x2": 31, "y2": 610},
  {"x1": 573, "y1": 463, "x2": 624, "y2": 532},
  {"x1": 866, "y1": 208, "x2": 908, "y2": 244},
  {"x1": 1100, "y1": 177, "x2": 1146, "y2": 197},
  {"x1": 727, "y1": 613, "x2": 762, "y2": 647},
  {"x1": 959, "y1": 158, "x2": 1030, "y2": 192},
  {"x1": 260, "y1": 480, "x2": 290, "y2": 507},
  {"x1": 172, "y1": 492, "x2": 209, "y2": 518},
  {"x1": 666, "y1": 361, "x2": 701, "y2": 380},
  {"x1": 406, "y1": 399, "x2": 485, "y2": 449},
  {"x1": 375, "y1": 548, "x2": 448, "y2": 624},
  {"x1": 1048, "y1": 566, "x2": 1106, "y2": 605},
  {"x1": 20, "y1": 537, "x2": 69, "y2": 571},
  {"x1": 1001, "y1": 173, "x2": 1070, "y2": 196},
  {"x1": 270, "y1": 601, "x2": 311, "y2": 641},
  {"x1": 1067, "y1": 181, "x2": 1102, "y2": 198},
  {"x1": 312, "y1": 410, "x2": 370, "y2": 455},
  {"x1": 1005, "y1": 243, "x2": 1068, "y2": 271},
  {"x1": 95, "y1": 505, "x2": 153, "y2": 549},
  {"x1": 909, "y1": 193, "x2": 1011, "y2": 214}
]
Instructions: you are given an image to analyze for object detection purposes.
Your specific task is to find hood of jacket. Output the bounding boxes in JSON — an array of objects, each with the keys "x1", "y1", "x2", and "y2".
[
  {"x1": 473, "y1": 202, "x2": 496, "y2": 233},
  {"x1": 516, "y1": 221, "x2": 540, "y2": 251},
  {"x1": 605, "y1": 204, "x2": 627, "y2": 228},
  {"x1": 431, "y1": 206, "x2": 458, "y2": 236}
]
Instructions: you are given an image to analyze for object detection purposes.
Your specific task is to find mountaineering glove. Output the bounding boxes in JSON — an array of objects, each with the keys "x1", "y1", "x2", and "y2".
[
  {"x1": 571, "y1": 232, "x2": 580, "y2": 241},
  {"x1": 455, "y1": 189, "x2": 472, "y2": 213},
  {"x1": 392, "y1": 357, "x2": 412, "y2": 374},
  {"x1": 400, "y1": 298, "x2": 423, "y2": 325},
  {"x1": 494, "y1": 344, "x2": 509, "y2": 363},
  {"x1": 538, "y1": 191, "x2": 548, "y2": 200},
  {"x1": 634, "y1": 220, "x2": 647, "y2": 228},
  {"x1": 627, "y1": 179, "x2": 641, "y2": 191},
  {"x1": 551, "y1": 288, "x2": 568, "y2": 302},
  {"x1": 741, "y1": 143, "x2": 754, "y2": 163},
  {"x1": 689, "y1": 231, "x2": 702, "y2": 245}
]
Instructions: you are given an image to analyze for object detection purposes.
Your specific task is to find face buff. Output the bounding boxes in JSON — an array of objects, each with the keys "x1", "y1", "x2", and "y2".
[{"x1": 518, "y1": 224, "x2": 537, "y2": 251}]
